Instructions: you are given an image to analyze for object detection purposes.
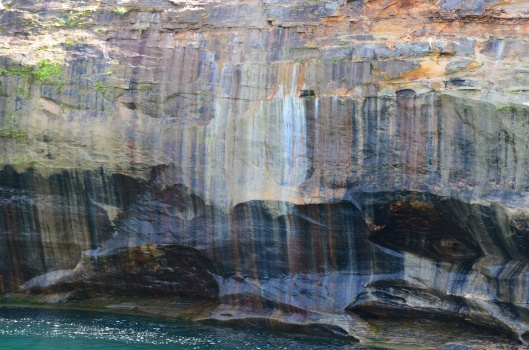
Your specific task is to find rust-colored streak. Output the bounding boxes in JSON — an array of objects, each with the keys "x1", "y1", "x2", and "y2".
[
  {"x1": 326, "y1": 203, "x2": 337, "y2": 271},
  {"x1": 287, "y1": 213, "x2": 297, "y2": 274},
  {"x1": 4, "y1": 203, "x2": 22, "y2": 292},
  {"x1": 322, "y1": 16, "x2": 346, "y2": 23}
]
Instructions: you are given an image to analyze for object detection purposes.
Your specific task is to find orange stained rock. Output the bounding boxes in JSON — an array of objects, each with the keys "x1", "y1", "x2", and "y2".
[
  {"x1": 322, "y1": 15, "x2": 347, "y2": 24},
  {"x1": 391, "y1": 52, "x2": 451, "y2": 82}
]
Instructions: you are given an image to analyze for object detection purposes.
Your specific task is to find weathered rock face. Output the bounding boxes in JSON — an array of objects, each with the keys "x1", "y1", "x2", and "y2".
[{"x1": 2, "y1": 0, "x2": 529, "y2": 347}]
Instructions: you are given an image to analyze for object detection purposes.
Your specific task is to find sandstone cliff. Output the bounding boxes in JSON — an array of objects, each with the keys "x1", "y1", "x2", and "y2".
[{"x1": 1, "y1": 0, "x2": 529, "y2": 348}]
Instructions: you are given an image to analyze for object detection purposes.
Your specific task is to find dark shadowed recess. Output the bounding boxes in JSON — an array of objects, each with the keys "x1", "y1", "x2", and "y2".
[
  {"x1": 367, "y1": 193, "x2": 483, "y2": 261},
  {"x1": 359, "y1": 191, "x2": 529, "y2": 262},
  {"x1": 44, "y1": 244, "x2": 221, "y2": 300}
]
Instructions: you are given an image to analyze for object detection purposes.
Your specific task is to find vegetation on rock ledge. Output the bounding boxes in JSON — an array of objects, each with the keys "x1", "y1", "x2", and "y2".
[
  {"x1": 112, "y1": 7, "x2": 129, "y2": 16},
  {"x1": 32, "y1": 59, "x2": 61, "y2": 83},
  {"x1": 0, "y1": 114, "x2": 26, "y2": 139},
  {"x1": 0, "y1": 60, "x2": 62, "y2": 83}
]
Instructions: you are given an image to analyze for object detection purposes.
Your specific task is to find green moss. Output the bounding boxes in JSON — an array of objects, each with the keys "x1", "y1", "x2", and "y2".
[
  {"x1": 495, "y1": 104, "x2": 528, "y2": 113},
  {"x1": 32, "y1": 60, "x2": 62, "y2": 83},
  {"x1": 293, "y1": 58, "x2": 307, "y2": 63},
  {"x1": 0, "y1": 67, "x2": 33, "y2": 78},
  {"x1": 0, "y1": 129, "x2": 26, "y2": 138},
  {"x1": 13, "y1": 156, "x2": 24, "y2": 164},
  {"x1": 285, "y1": 45, "x2": 319, "y2": 53},
  {"x1": 300, "y1": 89, "x2": 316, "y2": 98},
  {"x1": 0, "y1": 114, "x2": 26, "y2": 139},
  {"x1": 299, "y1": 46, "x2": 319, "y2": 51},
  {"x1": 0, "y1": 60, "x2": 63, "y2": 90},
  {"x1": 138, "y1": 83, "x2": 152, "y2": 92},
  {"x1": 112, "y1": 7, "x2": 129, "y2": 16},
  {"x1": 95, "y1": 82, "x2": 107, "y2": 92},
  {"x1": 56, "y1": 8, "x2": 94, "y2": 28}
]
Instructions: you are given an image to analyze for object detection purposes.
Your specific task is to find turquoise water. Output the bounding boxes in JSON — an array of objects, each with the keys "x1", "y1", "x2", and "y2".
[{"x1": 0, "y1": 306, "x2": 384, "y2": 349}]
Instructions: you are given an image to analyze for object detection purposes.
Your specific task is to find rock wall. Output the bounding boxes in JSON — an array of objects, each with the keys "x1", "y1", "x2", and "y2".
[{"x1": 1, "y1": 0, "x2": 529, "y2": 347}]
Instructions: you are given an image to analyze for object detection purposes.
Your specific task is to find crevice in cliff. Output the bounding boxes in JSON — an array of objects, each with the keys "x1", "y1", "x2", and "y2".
[
  {"x1": 299, "y1": 89, "x2": 315, "y2": 98},
  {"x1": 367, "y1": 195, "x2": 483, "y2": 262},
  {"x1": 359, "y1": 191, "x2": 529, "y2": 262}
]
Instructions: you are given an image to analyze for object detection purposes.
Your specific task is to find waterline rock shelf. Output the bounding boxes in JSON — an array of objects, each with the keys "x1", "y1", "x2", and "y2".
[{"x1": 1, "y1": 0, "x2": 529, "y2": 348}]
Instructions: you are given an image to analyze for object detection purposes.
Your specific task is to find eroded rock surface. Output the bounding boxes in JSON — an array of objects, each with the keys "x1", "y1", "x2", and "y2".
[{"x1": 1, "y1": 0, "x2": 529, "y2": 348}]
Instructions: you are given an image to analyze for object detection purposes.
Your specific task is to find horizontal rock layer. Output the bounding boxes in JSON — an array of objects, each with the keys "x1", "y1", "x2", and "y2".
[{"x1": 1, "y1": 0, "x2": 529, "y2": 348}]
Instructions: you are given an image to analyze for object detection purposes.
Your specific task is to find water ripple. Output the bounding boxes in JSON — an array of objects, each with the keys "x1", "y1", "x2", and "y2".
[{"x1": 0, "y1": 306, "x2": 384, "y2": 349}]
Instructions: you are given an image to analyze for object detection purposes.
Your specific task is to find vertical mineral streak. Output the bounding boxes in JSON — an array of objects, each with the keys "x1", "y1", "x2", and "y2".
[{"x1": 1, "y1": 0, "x2": 529, "y2": 347}]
